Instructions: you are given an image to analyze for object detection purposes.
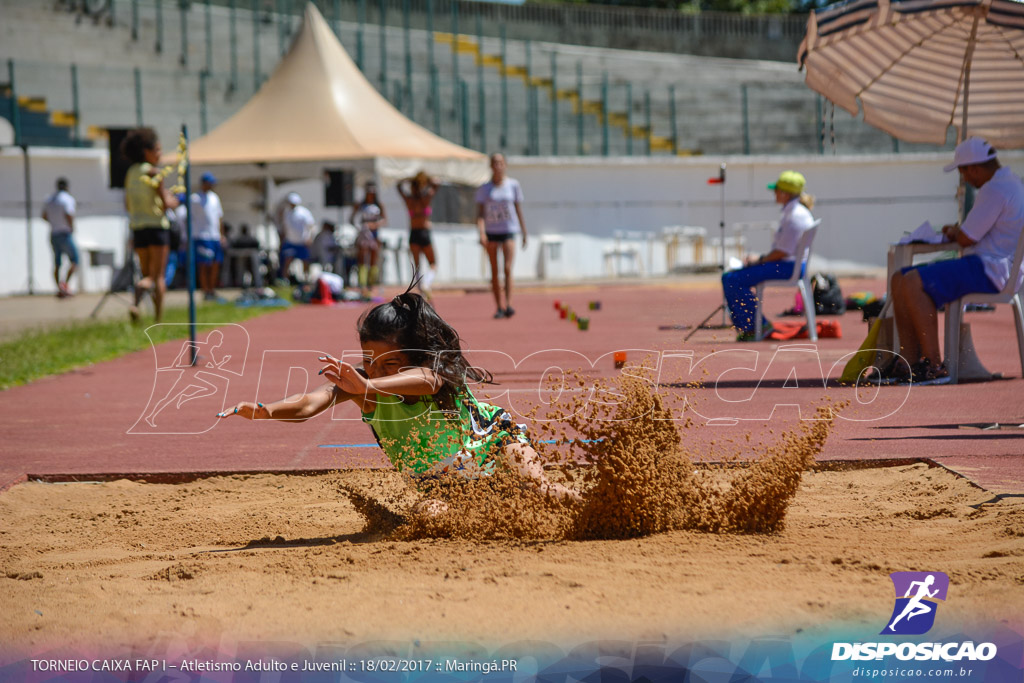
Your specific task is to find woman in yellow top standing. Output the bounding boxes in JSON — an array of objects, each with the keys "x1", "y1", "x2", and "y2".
[{"x1": 122, "y1": 127, "x2": 178, "y2": 322}]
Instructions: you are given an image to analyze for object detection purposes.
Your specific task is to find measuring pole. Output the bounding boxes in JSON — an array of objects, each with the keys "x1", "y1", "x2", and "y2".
[{"x1": 182, "y1": 124, "x2": 197, "y2": 365}]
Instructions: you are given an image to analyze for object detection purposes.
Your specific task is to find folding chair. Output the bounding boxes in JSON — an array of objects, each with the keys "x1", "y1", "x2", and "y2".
[
  {"x1": 944, "y1": 234, "x2": 1024, "y2": 384},
  {"x1": 754, "y1": 220, "x2": 821, "y2": 342}
]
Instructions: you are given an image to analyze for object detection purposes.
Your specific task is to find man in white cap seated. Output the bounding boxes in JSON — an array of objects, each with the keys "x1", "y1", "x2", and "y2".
[
  {"x1": 277, "y1": 191, "x2": 316, "y2": 284},
  {"x1": 887, "y1": 137, "x2": 1024, "y2": 383}
]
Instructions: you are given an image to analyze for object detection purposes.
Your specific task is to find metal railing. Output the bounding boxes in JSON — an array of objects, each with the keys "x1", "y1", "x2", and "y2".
[
  {"x1": 60, "y1": 0, "x2": 807, "y2": 61},
  {"x1": 3, "y1": 0, "x2": 948, "y2": 157}
]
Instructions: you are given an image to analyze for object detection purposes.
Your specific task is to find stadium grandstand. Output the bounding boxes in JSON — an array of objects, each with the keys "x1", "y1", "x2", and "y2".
[{"x1": 1, "y1": 0, "x2": 946, "y2": 157}]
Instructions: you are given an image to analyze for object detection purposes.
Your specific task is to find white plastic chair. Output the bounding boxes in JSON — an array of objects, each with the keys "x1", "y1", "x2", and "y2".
[
  {"x1": 754, "y1": 220, "x2": 821, "y2": 342},
  {"x1": 943, "y1": 234, "x2": 1024, "y2": 384}
]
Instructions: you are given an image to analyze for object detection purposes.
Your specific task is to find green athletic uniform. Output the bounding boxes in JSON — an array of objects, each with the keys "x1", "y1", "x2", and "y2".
[{"x1": 361, "y1": 389, "x2": 527, "y2": 475}]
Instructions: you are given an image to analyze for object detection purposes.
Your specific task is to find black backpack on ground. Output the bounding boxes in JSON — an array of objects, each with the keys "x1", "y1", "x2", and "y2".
[{"x1": 812, "y1": 272, "x2": 846, "y2": 315}]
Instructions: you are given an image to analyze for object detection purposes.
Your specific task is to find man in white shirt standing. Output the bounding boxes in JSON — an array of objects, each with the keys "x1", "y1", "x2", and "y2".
[
  {"x1": 191, "y1": 172, "x2": 226, "y2": 302},
  {"x1": 277, "y1": 192, "x2": 316, "y2": 284},
  {"x1": 42, "y1": 177, "x2": 79, "y2": 298}
]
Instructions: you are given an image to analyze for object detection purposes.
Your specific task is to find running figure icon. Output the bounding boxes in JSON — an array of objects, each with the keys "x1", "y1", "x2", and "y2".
[
  {"x1": 888, "y1": 574, "x2": 938, "y2": 631},
  {"x1": 881, "y1": 571, "x2": 949, "y2": 635},
  {"x1": 129, "y1": 324, "x2": 250, "y2": 435},
  {"x1": 143, "y1": 330, "x2": 233, "y2": 428}
]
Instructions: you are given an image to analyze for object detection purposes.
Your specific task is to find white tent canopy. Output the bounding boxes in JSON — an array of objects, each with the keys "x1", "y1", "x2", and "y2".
[{"x1": 186, "y1": 2, "x2": 488, "y2": 186}]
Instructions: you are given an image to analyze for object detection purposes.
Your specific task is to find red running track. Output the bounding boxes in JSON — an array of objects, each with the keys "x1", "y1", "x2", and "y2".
[{"x1": 2, "y1": 281, "x2": 1021, "y2": 495}]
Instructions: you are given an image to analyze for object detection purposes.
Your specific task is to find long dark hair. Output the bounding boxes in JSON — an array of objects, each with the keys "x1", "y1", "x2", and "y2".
[
  {"x1": 121, "y1": 127, "x2": 159, "y2": 164},
  {"x1": 361, "y1": 183, "x2": 380, "y2": 208},
  {"x1": 357, "y1": 282, "x2": 492, "y2": 411}
]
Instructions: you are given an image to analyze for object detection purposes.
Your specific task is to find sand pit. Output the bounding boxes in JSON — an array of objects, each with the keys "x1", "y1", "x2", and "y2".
[{"x1": 1, "y1": 462, "x2": 1022, "y2": 653}]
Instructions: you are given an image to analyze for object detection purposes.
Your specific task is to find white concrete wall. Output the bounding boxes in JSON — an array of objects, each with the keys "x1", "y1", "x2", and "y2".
[
  {"x1": 0, "y1": 148, "x2": 128, "y2": 296},
  {"x1": 5, "y1": 148, "x2": 1023, "y2": 296},
  {"x1": 510, "y1": 152, "x2": 1024, "y2": 268}
]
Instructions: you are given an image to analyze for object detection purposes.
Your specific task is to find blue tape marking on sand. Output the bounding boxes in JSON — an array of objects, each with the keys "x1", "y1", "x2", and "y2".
[{"x1": 318, "y1": 438, "x2": 606, "y2": 448}]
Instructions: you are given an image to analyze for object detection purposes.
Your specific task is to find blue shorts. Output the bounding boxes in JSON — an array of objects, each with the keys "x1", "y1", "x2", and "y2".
[
  {"x1": 50, "y1": 233, "x2": 79, "y2": 268},
  {"x1": 194, "y1": 239, "x2": 223, "y2": 265},
  {"x1": 281, "y1": 242, "x2": 310, "y2": 262},
  {"x1": 902, "y1": 254, "x2": 998, "y2": 307}
]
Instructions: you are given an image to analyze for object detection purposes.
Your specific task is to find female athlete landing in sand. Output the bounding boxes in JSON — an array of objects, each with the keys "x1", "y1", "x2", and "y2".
[{"x1": 218, "y1": 287, "x2": 578, "y2": 503}]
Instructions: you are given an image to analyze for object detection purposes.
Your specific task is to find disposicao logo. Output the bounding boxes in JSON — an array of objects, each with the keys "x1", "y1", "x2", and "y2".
[
  {"x1": 881, "y1": 571, "x2": 949, "y2": 635},
  {"x1": 831, "y1": 571, "x2": 998, "y2": 663}
]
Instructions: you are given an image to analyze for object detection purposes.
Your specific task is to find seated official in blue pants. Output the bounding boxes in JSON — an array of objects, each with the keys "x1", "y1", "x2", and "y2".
[
  {"x1": 722, "y1": 170, "x2": 815, "y2": 341},
  {"x1": 887, "y1": 138, "x2": 1024, "y2": 384}
]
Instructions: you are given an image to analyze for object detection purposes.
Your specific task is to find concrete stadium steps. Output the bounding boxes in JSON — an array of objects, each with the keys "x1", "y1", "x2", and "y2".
[
  {"x1": 4, "y1": 3, "x2": 610, "y2": 156},
  {"x1": 0, "y1": 0, "x2": 950, "y2": 157},
  {"x1": 448, "y1": 33, "x2": 844, "y2": 155},
  {"x1": 0, "y1": 0, "x2": 789, "y2": 153},
  {"x1": 2, "y1": 0, "x2": 542, "y2": 150},
  {"x1": 0, "y1": 87, "x2": 86, "y2": 148},
  {"x1": 8, "y1": 59, "x2": 247, "y2": 145},
  {"x1": 443, "y1": 34, "x2": 690, "y2": 154},
  {"x1": 0, "y1": 0, "x2": 300, "y2": 144}
]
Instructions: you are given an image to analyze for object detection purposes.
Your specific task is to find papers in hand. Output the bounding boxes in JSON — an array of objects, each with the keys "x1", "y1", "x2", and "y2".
[{"x1": 898, "y1": 221, "x2": 944, "y2": 245}]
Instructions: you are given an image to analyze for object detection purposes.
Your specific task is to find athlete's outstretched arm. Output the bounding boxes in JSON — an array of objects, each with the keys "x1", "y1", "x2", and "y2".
[
  {"x1": 218, "y1": 382, "x2": 355, "y2": 421},
  {"x1": 318, "y1": 355, "x2": 441, "y2": 397}
]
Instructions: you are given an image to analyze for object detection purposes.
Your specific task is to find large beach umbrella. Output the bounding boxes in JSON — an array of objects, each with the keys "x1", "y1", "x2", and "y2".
[{"x1": 797, "y1": 0, "x2": 1024, "y2": 147}]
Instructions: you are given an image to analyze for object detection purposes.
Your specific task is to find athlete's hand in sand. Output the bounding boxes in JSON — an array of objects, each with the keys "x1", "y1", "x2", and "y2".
[
  {"x1": 541, "y1": 481, "x2": 582, "y2": 504},
  {"x1": 318, "y1": 355, "x2": 368, "y2": 395},
  {"x1": 412, "y1": 498, "x2": 450, "y2": 517},
  {"x1": 217, "y1": 402, "x2": 270, "y2": 420}
]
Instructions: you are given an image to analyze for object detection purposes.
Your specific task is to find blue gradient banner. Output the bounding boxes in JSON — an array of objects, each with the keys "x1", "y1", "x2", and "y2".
[{"x1": 2, "y1": 626, "x2": 1021, "y2": 683}]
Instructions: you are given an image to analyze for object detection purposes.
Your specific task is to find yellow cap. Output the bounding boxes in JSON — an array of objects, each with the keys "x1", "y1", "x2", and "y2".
[{"x1": 767, "y1": 170, "x2": 806, "y2": 195}]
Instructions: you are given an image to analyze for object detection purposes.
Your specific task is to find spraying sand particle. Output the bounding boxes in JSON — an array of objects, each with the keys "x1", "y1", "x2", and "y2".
[{"x1": 347, "y1": 371, "x2": 841, "y2": 541}]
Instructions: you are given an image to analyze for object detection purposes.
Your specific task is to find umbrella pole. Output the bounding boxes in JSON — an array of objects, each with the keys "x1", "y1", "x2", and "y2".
[
  {"x1": 960, "y1": 11, "x2": 979, "y2": 144},
  {"x1": 183, "y1": 125, "x2": 197, "y2": 366},
  {"x1": 958, "y1": 11, "x2": 980, "y2": 221}
]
